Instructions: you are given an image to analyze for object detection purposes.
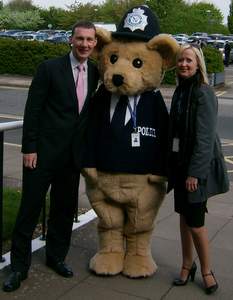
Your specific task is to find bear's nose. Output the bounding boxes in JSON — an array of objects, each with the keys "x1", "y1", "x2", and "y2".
[{"x1": 112, "y1": 74, "x2": 124, "y2": 87}]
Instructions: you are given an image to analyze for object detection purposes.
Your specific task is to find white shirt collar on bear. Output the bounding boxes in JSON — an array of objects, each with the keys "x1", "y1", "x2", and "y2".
[{"x1": 110, "y1": 94, "x2": 140, "y2": 125}]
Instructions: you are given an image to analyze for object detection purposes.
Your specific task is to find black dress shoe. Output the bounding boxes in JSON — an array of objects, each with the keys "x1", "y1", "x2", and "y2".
[
  {"x1": 2, "y1": 271, "x2": 28, "y2": 292},
  {"x1": 46, "y1": 260, "x2": 73, "y2": 278},
  {"x1": 173, "y1": 262, "x2": 197, "y2": 286},
  {"x1": 202, "y1": 271, "x2": 219, "y2": 295}
]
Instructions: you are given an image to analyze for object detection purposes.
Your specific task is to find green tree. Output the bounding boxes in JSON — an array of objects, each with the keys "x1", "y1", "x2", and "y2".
[
  {"x1": 6, "y1": 0, "x2": 36, "y2": 11},
  {"x1": 60, "y1": 2, "x2": 100, "y2": 29},
  {"x1": 0, "y1": 7, "x2": 43, "y2": 30},
  {"x1": 38, "y1": 7, "x2": 68, "y2": 29},
  {"x1": 62, "y1": 0, "x2": 146, "y2": 28},
  {"x1": 147, "y1": 0, "x2": 227, "y2": 34},
  {"x1": 146, "y1": 0, "x2": 187, "y2": 33},
  {"x1": 228, "y1": 0, "x2": 233, "y2": 33},
  {"x1": 99, "y1": 0, "x2": 143, "y2": 24},
  {"x1": 188, "y1": 2, "x2": 226, "y2": 34}
]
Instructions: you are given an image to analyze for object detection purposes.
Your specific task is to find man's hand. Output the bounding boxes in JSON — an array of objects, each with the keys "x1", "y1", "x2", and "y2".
[
  {"x1": 186, "y1": 176, "x2": 198, "y2": 192},
  {"x1": 23, "y1": 153, "x2": 37, "y2": 169}
]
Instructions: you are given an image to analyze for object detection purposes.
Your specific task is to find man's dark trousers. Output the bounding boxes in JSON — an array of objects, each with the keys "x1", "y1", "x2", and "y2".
[{"x1": 10, "y1": 163, "x2": 79, "y2": 273}]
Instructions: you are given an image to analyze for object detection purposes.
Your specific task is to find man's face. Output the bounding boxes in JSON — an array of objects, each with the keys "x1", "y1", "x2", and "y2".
[{"x1": 70, "y1": 27, "x2": 97, "y2": 63}]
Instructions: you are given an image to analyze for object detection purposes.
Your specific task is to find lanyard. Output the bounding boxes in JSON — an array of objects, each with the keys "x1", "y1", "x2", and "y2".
[{"x1": 127, "y1": 96, "x2": 137, "y2": 131}]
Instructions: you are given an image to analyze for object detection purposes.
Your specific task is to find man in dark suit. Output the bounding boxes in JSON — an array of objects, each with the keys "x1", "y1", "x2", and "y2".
[
  {"x1": 224, "y1": 40, "x2": 231, "y2": 67},
  {"x1": 3, "y1": 21, "x2": 99, "y2": 292}
]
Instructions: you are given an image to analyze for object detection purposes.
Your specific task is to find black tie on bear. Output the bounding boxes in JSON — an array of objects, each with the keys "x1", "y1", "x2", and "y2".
[{"x1": 111, "y1": 95, "x2": 128, "y2": 132}]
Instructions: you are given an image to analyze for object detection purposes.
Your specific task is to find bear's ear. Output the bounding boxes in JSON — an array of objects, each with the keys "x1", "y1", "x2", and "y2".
[
  {"x1": 147, "y1": 34, "x2": 180, "y2": 70},
  {"x1": 91, "y1": 27, "x2": 112, "y2": 61}
]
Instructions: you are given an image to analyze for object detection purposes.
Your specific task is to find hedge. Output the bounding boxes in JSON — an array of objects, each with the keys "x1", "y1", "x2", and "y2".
[
  {"x1": 0, "y1": 38, "x2": 70, "y2": 76},
  {"x1": 202, "y1": 46, "x2": 224, "y2": 74},
  {"x1": 0, "y1": 39, "x2": 224, "y2": 83}
]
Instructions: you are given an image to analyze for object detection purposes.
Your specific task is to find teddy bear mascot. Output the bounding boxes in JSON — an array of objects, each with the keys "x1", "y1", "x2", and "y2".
[{"x1": 82, "y1": 5, "x2": 179, "y2": 278}]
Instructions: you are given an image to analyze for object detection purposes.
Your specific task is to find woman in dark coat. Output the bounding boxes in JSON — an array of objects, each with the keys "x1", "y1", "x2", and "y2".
[{"x1": 168, "y1": 44, "x2": 229, "y2": 295}]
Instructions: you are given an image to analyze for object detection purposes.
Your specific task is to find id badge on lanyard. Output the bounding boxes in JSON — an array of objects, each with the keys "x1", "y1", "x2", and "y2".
[
  {"x1": 172, "y1": 138, "x2": 179, "y2": 152},
  {"x1": 131, "y1": 132, "x2": 140, "y2": 147},
  {"x1": 128, "y1": 97, "x2": 140, "y2": 147}
]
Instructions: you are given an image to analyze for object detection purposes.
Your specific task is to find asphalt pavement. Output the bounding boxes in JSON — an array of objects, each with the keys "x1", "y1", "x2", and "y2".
[{"x1": 0, "y1": 75, "x2": 232, "y2": 299}]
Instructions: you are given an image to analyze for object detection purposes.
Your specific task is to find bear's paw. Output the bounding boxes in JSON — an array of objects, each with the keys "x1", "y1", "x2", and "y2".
[
  {"x1": 90, "y1": 252, "x2": 124, "y2": 276},
  {"x1": 123, "y1": 254, "x2": 157, "y2": 278}
]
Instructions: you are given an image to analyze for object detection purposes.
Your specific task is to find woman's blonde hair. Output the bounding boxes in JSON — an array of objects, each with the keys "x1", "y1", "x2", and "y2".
[{"x1": 176, "y1": 44, "x2": 209, "y2": 84}]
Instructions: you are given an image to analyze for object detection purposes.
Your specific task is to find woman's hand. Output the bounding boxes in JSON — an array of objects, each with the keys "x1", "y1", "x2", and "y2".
[{"x1": 186, "y1": 176, "x2": 198, "y2": 192}]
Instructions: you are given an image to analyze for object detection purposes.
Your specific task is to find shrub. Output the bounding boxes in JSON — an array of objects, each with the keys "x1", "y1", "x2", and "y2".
[
  {"x1": 2, "y1": 187, "x2": 50, "y2": 241},
  {"x1": 0, "y1": 39, "x2": 225, "y2": 81},
  {"x1": 3, "y1": 188, "x2": 21, "y2": 240},
  {"x1": 0, "y1": 38, "x2": 70, "y2": 76},
  {"x1": 202, "y1": 46, "x2": 224, "y2": 73},
  {"x1": 162, "y1": 68, "x2": 176, "y2": 85}
]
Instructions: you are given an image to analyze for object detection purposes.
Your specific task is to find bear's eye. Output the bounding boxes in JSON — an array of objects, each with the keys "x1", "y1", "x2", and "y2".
[
  {"x1": 110, "y1": 54, "x2": 118, "y2": 64},
  {"x1": 133, "y1": 58, "x2": 143, "y2": 68}
]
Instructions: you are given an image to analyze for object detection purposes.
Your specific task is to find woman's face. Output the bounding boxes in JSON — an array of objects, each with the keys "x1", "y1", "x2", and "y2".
[{"x1": 177, "y1": 48, "x2": 198, "y2": 79}]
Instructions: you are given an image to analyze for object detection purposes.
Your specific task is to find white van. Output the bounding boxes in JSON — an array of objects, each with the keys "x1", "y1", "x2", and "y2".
[{"x1": 94, "y1": 23, "x2": 116, "y2": 32}]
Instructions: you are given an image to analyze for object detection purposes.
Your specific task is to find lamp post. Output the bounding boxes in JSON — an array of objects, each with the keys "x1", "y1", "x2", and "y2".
[{"x1": 206, "y1": 9, "x2": 211, "y2": 33}]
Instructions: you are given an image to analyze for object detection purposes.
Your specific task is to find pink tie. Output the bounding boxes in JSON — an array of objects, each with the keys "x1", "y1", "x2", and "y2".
[{"x1": 76, "y1": 64, "x2": 85, "y2": 113}]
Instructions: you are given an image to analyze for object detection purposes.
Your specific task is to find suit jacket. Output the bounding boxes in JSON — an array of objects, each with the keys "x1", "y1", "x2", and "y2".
[
  {"x1": 167, "y1": 73, "x2": 229, "y2": 200},
  {"x1": 22, "y1": 53, "x2": 99, "y2": 170}
]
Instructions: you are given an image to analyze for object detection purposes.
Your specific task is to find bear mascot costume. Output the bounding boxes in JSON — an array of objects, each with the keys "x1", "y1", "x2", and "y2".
[{"x1": 82, "y1": 5, "x2": 179, "y2": 278}]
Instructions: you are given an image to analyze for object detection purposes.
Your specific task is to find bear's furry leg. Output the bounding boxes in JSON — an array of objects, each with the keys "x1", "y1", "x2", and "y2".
[
  {"x1": 86, "y1": 181, "x2": 125, "y2": 275},
  {"x1": 122, "y1": 181, "x2": 166, "y2": 278},
  {"x1": 90, "y1": 229, "x2": 124, "y2": 275},
  {"x1": 123, "y1": 231, "x2": 157, "y2": 278}
]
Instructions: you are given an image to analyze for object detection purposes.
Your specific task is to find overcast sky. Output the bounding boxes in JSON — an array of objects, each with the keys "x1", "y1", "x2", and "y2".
[{"x1": 4, "y1": 0, "x2": 231, "y2": 24}]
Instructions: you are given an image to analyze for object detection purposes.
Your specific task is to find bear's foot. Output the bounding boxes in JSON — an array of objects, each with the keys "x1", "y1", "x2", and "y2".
[
  {"x1": 90, "y1": 252, "x2": 124, "y2": 276},
  {"x1": 122, "y1": 254, "x2": 157, "y2": 278}
]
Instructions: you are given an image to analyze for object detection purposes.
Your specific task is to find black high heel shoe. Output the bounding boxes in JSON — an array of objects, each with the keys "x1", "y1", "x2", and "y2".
[
  {"x1": 173, "y1": 262, "x2": 197, "y2": 286},
  {"x1": 202, "y1": 271, "x2": 218, "y2": 295}
]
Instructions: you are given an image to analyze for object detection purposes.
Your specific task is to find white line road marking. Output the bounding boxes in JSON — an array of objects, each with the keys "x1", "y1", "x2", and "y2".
[
  {"x1": 4, "y1": 142, "x2": 21, "y2": 148},
  {"x1": 224, "y1": 156, "x2": 233, "y2": 173},
  {"x1": 216, "y1": 91, "x2": 226, "y2": 97},
  {"x1": 222, "y1": 141, "x2": 233, "y2": 147},
  {"x1": 0, "y1": 86, "x2": 28, "y2": 91},
  {"x1": 225, "y1": 156, "x2": 233, "y2": 164},
  {"x1": 0, "y1": 114, "x2": 23, "y2": 120}
]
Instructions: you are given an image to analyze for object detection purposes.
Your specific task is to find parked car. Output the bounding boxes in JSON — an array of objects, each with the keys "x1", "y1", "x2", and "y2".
[
  {"x1": 66, "y1": 30, "x2": 72, "y2": 38},
  {"x1": 173, "y1": 35, "x2": 188, "y2": 45},
  {"x1": 45, "y1": 35, "x2": 69, "y2": 44},
  {"x1": 19, "y1": 33, "x2": 49, "y2": 42},
  {"x1": 13, "y1": 31, "x2": 36, "y2": 39},
  {"x1": 174, "y1": 33, "x2": 189, "y2": 38},
  {"x1": 0, "y1": 29, "x2": 24, "y2": 38},
  {"x1": 208, "y1": 33, "x2": 224, "y2": 40},
  {"x1": 191, "y1": 32, "x2": 208, "y2": 38},
  {"x1": 36, "y1": 29, "x2": 57, "y2": 37}
]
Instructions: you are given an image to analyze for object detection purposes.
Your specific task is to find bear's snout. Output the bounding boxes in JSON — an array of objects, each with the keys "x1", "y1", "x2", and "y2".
[{"x1": 112, "y1": 74, "x2": 124, "y2": 87}]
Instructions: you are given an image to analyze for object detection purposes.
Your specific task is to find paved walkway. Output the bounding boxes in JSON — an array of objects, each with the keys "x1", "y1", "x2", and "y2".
[
  {"x1": 0, "y1": 75, "x2": 232, "y2": 299},
  {"x1": 0, "y1": 186, "x2": 232, "y2": 300},
  {"x1": 0, "y1": 74, "x2": 32, "y2": 88}
]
